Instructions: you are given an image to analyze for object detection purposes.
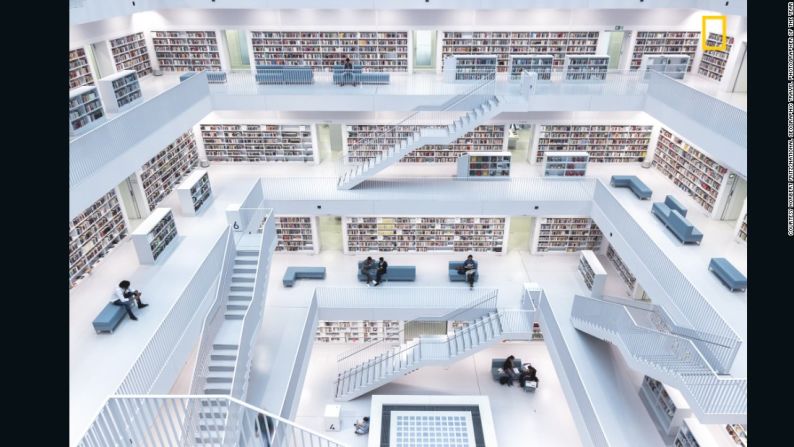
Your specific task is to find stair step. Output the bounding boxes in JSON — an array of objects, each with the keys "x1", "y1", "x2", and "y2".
[
  {"x1": 208, "y1": 359, "x2": 236, "y2": 372},
  {"x1": 210, "y1": 353, "x2": 237, "y2": 361},
  {"x1": 228, "y1": 294, "x2": 252, "y2": 302},
  {"x1": 204, "y1": 387, "x2": 231, "y2": 395},
  {"x1": 236, "y1": 250, "x2": 259, "y2": 256},
  {"x1": 233, "y1": 266, "x2": 257, "y2": 273},
  {"x1": 230, "y1": 284, "x2": 254, "y2": 292},
  {"x1": 235, "y1": 257, "x2": 258, "y2": 265},
  {"x1": 198, "y1": 411, "x2": 227, "y2": 419},
  {"x1": 225, "y1": 310, "x2": 246, "y2": 320},
  {"x1": 200, "y1": 400, "x2": 228, "y2": 407},
  {"x1": 212, "y1": 344, "x2": 238, "y2": 350},
  {"x1": 232, "y1": 274, "x2": 255, "y2": 282},
  {"x1": 226, "y1": 303, "x2": 248, "y2": 311},
  {"x1": 206, "y1": 371, "x2": 234, "y2": 383}
]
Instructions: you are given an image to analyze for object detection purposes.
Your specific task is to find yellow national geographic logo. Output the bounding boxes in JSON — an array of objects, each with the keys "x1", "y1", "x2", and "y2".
[{"x1": 701, "y1": 15, "x2": 728, "y2": 51}]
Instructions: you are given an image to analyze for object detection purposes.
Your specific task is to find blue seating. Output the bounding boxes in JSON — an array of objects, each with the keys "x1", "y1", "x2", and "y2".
[
  {"x1": 92, "y1": 303, "x2": 127, "y2": 334},
  {"x1": 662, "y1": 195, "x2": 687, "y2": 217},
  {"x1": 449, "y1": 261, "x2": 479, "y2": 282},
  {"x1": 651, "y1": 201, "x2": 703, "y2": 244},
  {"x1": 357, "y1": 261, "x2": 416, "y2": 282},
  {"x1": 255, "y1": 66, "x2": 314, "y2": 85},
  {"x1": 610, "y1": 175, "x2": 653, "y2": 200},
  {"x1": 709, "y1": 258, "x2": 747, "y2": 292},
  {"x1": 283, "y1": 267, "x2": 326, "y2": 287},
  {"x1": 179, "y1": 71, "x2": 197, "y2": 82},
  {"x1": 491, "y1": 358, "x2": 522, "y2": 382},
  {"x1": 206, "y1": 71, "x2": 227, "y2": 84}
]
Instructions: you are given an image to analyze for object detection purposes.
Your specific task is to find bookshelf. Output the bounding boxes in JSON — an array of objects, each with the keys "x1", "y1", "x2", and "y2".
[
  {"x1": 316, "y1": 320, "x2": 403, "y2": 343},
  {"x1": 250, "y1": 31, "x2": 408, "y2": 71},
  {"x1": 344, "y1": 216, "x2": 508, "y2": 254},
  {"x1": 152, "y1": 30, "x2": 221, "y2": 72},
  {"x1": 176, "y1": 169, "x2": 211, "y2": 216},
  {"x1": 441, "y1": 31, "x2": 599, "y2": 72},
  {"x1": 725, "y1": 424, "x2": 747, "y2": 447},
  {"x1": 109, "y1": 32, "x2": 153, "y2": 78},
  {"x1": 443, "y1": 55, "x2": 498, "y2": 81},
  {"x1": 735, "y1": 203, "x2": 747, "y2": 243},
  {"x1": 456, "y1": 152, "x2": 511, "y2": 179},
  {"x1": 200, "y1": 123, "x2": 317, "y2": 163},
  {"x1": 508, "y1": 55, "x2": 553, "y2": 80},
  {"x1": 640, "y1": 54, "x2": 690, "y2": 80},
  {"x1": 96, "y1": 70, "x2": 142, "y2": 113},
  {"x1": 698, "y1": 33, "x2": 735, "y2": 81},
  {"x1": 577, "y1": 250, "x2": 606, "y2": 297},
  {"x1": 543, "y1": 151, "x2": 589, "y2": 177},
  {"x1": 69, "y1": 86, "x2": 106, "y2": 136},
  {"x1": 639, "y1": 376, "x2": 692, "y2": 442},
  {"x1": 533, "y1": 124, "x2": 653, "y2": 163},
  {"x1": 69, "y1": 47, "x2": 95, "y2": 89},
  {"x1": 139, "y1": 130, "x2": 200, "y2": 211},
  {"x1": 344, "y1": 124, "x2": 506, "y2": 163},
  {"x1": 531, "y1": 217, "x2": 603, "y2": 254},
  {"x1": 606, "y1": 244, "x2": 638, "y2": 296},
  {"x1": 652, "y1": 127, "x2": 729, "y2": 215},
  {"x1": 275, "y1": 216, "x2": 319, "y2": 253},
  {"x1": 563, "y1": 55, "x2": 609, "y2": 80},
  {"x1": 630, "y1": 31, "x2": 700, "y2": 71},
  {"x1": 131, "y1": 208, "x2": 178, "y2": 264},
  {"x1": 69, "y1": 189, "x2": 129, "y2": 289}
]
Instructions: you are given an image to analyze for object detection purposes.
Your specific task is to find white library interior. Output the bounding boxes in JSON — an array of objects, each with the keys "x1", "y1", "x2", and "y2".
[{"x1": 69, "y1": 1, "x2": 748, "y2": 446}]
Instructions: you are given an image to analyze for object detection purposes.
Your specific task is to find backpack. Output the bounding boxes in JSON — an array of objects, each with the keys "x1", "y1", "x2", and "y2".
[{"x1": 499, "y1": 376, "x2": 509, "y2": 385}]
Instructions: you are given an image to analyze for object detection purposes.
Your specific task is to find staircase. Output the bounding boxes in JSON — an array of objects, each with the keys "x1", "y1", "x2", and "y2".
[
  {"x1": 337, "y1": 82, "x2": 503, "y2": 190},
  {"x1": 570, "y1": 295, "x2": 746, "y2": 423},
  {"x1": 334, "y1": 309, "x2": 534, "y2": 401}
]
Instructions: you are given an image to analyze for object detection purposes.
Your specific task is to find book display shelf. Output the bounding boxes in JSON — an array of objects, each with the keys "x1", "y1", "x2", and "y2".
[
  {"x1": 200, "y1": 123, "x2": 317, "y2": 163},
  {"x1": 456, "y1": 152, "x2": 511, "y2": 179},
  {"x1": 97, "y1": 70, "x2": 142, "y2": 113},
  {"x1": 69, "y1": 189, "x2": 129, "y2": 289},
  {"x1": 441, "y1": 31, "x2": 600, "y2": 71},
  {"x1": 443, "y1": 55, "x2": 498, "y2": 81},
  {"x1": 577, "y1": 250, "x2": 606, "y2": 297},
  {"x1": 563, "y1": 55, "x2": 609, "y2": 80},
  {"x1": 152, "y1": 30, "x2": 221, "y2": 72},
  {"x1": 640, "y1": 54, "x2": 690, "y2": 80},
  {"x1": 630, "y1": 31, "x2": 700, "y2": 71},
  {"x1": 652, "y1": 127, "x2": 729, "y2": 215},
  {"x1": 176, "y1": 169, "x2": 211, "y2": 216},
  {"x1": 543, "y1": 151, "x2": 589, "y2": 177},
  {"x1": 698, "y1": 33, "x2": 735, "y2": 81},
  {"x1": 131, "y1": 208, "x2": 178, "y2": 264},
  {"x1": 737, "y1": 212, "x2": 747, "y2": 242},
  {"x1": 639, "y1": 376, "x2": 692, "y2": 442},
  {"x1": 69, "y1": 47, "x2": 95, "y2": 89},
  {"x1": 344, "y1": 216, "x2": 508, "y2": 253},
  {"x1": 508, "y1": 55, "x2": 554, "y2": 80},
  {"x1": 69, "y1": 86, "x2": 106, "y2": 136},
  {"x1": 344, "y1": 124, "x2": 506, "y2": 163},
  {"x1": 606, "y1": 244, "x2": 638, "y2": 296},
  {"x1": 139, "y1": 130, "x2": 200, "y2": 211},
  {"x1": 316, "y1": 320, "x2": 403, "y2": 343},
  {"x1": 533, "y1": 124, "x2": 653, "y2": 163},
  {"x1": 250, "y1": 31, "x2": 408, "y2": 71},
  {"x1": 275, "y1": 216, "x2": 319, "y2": 253},
  {"x1": 531, "y1": 217, "x2": 604, "y2": 253},
  {"x1": 109, "y1": 32, "x2": 153, "y2": 78},
  {"x1": 725, "y1": 424, "x2": 747, "y2": 447}
]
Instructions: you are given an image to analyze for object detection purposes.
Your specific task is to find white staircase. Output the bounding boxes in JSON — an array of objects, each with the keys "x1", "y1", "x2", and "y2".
[
  {"x1": 334, "y1": 309, "x2": 534, "y2": 401},
  {"x1": 337, "y1": 94, "x2": 504, "y2": 190},
  {"x1": 570, "y1": 295, "x2": 747, "y2": 423}
]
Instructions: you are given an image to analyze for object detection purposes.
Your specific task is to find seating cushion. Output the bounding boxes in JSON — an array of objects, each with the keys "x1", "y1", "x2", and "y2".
[
  {"x1": 206, "y1": 71, "x2": 227, "y2": 84},
  {"x1": 448, "y1": 261, "x2": 479, "y2": 282},
  {"x1": 664, "y1": 195, "x2": 687, "y2": 217},
  {"x1": 610, "y1": 175, "x2": 652, "y2": 199},
  {"x1": 283, "y1": 267, "x2": 326, "y2": 287},
  {"x1": 179, "y1": 71, "x2": 197, "y2": 82},
  {"x1": 491, "y1": 358, "x2": 522, "y2": 381},
  {"x1": 93, "y1": 303, "x2": 127, "y2": 333},
  {"x1": 357, "y1": 262, "x2": 416, "y2": 281},
  {"x1": 709, "y1": 258, "x2": 747, "y2": 291}
]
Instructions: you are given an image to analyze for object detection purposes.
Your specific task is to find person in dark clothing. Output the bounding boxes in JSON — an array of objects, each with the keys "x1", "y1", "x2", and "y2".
[
  {"x1": 374, "y1": 257, "x2": 388, "y2": 286},
  {"x1": 342, "y1": 57, "x2": 354, "y2": 86},
  {"x1": 354, "y1": 417, "x2": 370, "y2": 435},
  {"x1": 343, "y1": 57, "x2": 353, "y2": 70},
  {"x1": 502, "y1": 355, "x2": 518, "y2": 384},
  {"x1": 462, "y1": 254, "x2": 477, "y2": 290},
  {"x1": 111, "y1": 280, "x2": 149, "y2": 320},
  {"x1": 361, "y1": 256, "x2": 375, "y2": 285},
  {"x1": 519, "y1": 363, "x2": 539, "y2": 388}
]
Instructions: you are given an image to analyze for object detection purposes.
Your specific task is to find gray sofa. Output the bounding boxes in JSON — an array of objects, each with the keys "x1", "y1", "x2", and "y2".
[
  {"x1": 651, "y1": 199, "x2": 703, "y2": 244},
  {"x1": 179, "y1": 71, "x2": 227, "y2": 84},
  {"x1": 709, "y1": 258, "x2": 747, "y2": 292},
  {"x1": 255, "y1": 65, "x2": 314, "y2": 85},
  {"x1": 357, "y1": 261, "x2": 416, "y2": 282},
  {"x1": 332, "y1": 65, "x2": 390, "y2": 85},
  {"x1": 449, "y1": 261, "x2": 479, "y2": 282},
  {"x1": 283, "y1": 266, "x2": 326, "y2": 287},
  {"x1": 610, "y1": 175, "x2": 653, "y2": 200},
  {"x1": 93, "y1": 303, "x2": 127, "y2": 334},
  {"x1": 491, "y1": 358, "x2": 522, "y2": 382}
]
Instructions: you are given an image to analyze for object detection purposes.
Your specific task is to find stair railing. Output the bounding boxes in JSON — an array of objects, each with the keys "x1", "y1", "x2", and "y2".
[{"x1": 335, "y1": 290, "x2": 498, "y2": 388}]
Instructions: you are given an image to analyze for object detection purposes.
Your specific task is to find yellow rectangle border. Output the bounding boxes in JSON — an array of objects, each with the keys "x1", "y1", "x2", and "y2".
[{"x1": 702, "y1": 15, "x2": 727, "y2": 51}]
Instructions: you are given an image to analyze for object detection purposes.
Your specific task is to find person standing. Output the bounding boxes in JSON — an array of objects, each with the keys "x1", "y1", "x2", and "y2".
[
  {"x1": 374, "y1": 257, "x2": 388, "y2": 286},
  {"x1": 502, "y1": 355, "x2": 518, "y2": 385},
  {"x1": 361, "y1": 256, "x2": 375, "y2": 285},
  {"x1": 462, "y1": 254, "x2": 477, "y2": 290},
  {"x1": 111, "y1": 280, "x2": 148, "y2": 321}
]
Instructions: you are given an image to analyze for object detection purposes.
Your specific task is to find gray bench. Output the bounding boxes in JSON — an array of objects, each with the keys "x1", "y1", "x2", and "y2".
[
  {"x1": 449, "y1": 261, "x2": 479, "y2": 282},
  {"x1": 651, "y1": 200, "x2": 703, "y2": 245},
  {"x1": 491, "y1": 358, "x2": 523, "y2": 382},
  {"x1": 283, "y1": 267, "x2": 326, "y2": 287},
  {"x1": 709, "y1": 258, "x2": 747, "y2": 292},
  {"x1": 610, "y1": 175, "x2": 653, "y2": 200},
  {"x1": 357, "y1": 262, "x2": 416, "y2": 282},
  {"x1": 179, "y1": 71, "x2": 227, "y2": 84},
  {"x1": 93, "y1": 303, "x2": 127, "y2": 334}
]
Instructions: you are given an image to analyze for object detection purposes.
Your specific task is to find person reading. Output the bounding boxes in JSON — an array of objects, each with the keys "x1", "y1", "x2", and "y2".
[{"x1": 111, "y1": 280, "x2": 148, "y2": 321}]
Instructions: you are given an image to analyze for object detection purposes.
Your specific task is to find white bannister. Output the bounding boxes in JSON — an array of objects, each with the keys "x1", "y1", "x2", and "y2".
[{"x1": 315, "y1": 286, "x2": 500, "y2": 309}]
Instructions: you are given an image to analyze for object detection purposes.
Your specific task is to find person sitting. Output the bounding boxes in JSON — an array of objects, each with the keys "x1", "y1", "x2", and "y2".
[
  {"x1": 342, "y1": 57, "x2": 355, "y2": 86},
  {"x1": 462, "y1": 254, "x2": 477, "y2": 290},
  {"x1": 374, "y1": 257, "x2": 388, "y2": 286},
  {"x1": 111, "y1": 280, "x2": 148, "y2": 321},
  {"x1": 354, "y1": 417, "x2": 370, "y2": 435},
  {"x1": 502, "y1": 355, "x2": 518, "y2": 385},
  {"x1": 519, "y1": 363, "x2": 539, "y2": 388},
  {"x1": 361, "y1": 256, "x2": 375, "y2": 285}
]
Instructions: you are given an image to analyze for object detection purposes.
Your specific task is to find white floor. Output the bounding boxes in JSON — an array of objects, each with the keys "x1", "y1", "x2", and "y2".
[{"x1": 294, "y1": 342, "x2": 583, "y2": 447}]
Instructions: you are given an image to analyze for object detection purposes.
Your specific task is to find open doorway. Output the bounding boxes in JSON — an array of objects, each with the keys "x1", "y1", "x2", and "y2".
[
  {"x1": 224, "y1": 30, "x2": 251, "y2": 70},
  {"x1": 90, "y1": 41, "x2": 116, "y2": 78},
  {"x1": 412, "y1": 30, "x2": 437, "y2": 72},
  {"x1": 117, "y1": 173, "x2": 148, "y2": 231},
  {"x1": 507, "y1": 216, "x2": 534, "y2": 252},
  {"x1": 601, "y1": 30, "x2": 632, "y2": 70},
  {"x1": 317, "y1": 216, "x2": 343, "y2": 251},
  {"x1": 731, "y1": 43, "x2": 747, "y2": 93},
  {"x1": 716, "y1": 173, "x2": 747, "y2": 221}
]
